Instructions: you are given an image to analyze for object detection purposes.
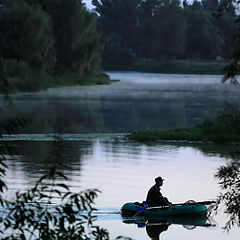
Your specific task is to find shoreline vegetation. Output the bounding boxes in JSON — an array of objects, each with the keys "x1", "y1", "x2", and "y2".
[
  {"x1": 1, "y1": 59, "x2": 227, "y2": 93},
  {"x1": 1, "y1": 0, "x2": 236, "y2": 92},
  {"x1": 129, "y1": 112, "x2": 240, "y2": 143},
  {"x1": 0, "y1": 0, "x2": 110, "y2": 93},
  {"x1": 104, "y1": 59, "x2": 227, "y2": 75},
  {"x1": 1, "y1": 71, "x2": 111, "y2": 93}
]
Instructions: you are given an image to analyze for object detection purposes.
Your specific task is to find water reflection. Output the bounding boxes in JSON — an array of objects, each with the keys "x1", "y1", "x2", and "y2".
[
  {"x1": 3, "y1": 141, "x2": 94, "y2": 193},
  {"x1": 1, "y1": 139, "x2": 240, "y2": 239},
  {"x1": 122, "y1": 215, "x2": 214, "y2": 240},
  {"x1": 1, "y1": 73, "x2": 240, "y2": 134},
  {"x1": 146, "y1": 222, "x2": 169, "y2": 240}
]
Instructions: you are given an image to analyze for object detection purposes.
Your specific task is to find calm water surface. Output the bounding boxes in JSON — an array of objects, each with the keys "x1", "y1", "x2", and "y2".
[
  {"x1": 1, "y1": 72, "x2": 240, "y2": 239},
  {"x1": 1, "y1": 72, "x2": 240, "y2": 133},
  {"x1": 3, "y1": 139, "x2": 239, "y2": 240}
]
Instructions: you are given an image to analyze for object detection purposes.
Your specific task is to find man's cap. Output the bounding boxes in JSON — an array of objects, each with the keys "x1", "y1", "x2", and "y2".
[{"x1": 155, "y1": 176, "x2": 164, "y2": 182}]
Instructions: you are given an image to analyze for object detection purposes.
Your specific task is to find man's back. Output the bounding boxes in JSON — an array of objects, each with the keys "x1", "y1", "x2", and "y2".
[{"x1": 146, "y1": 184, "x2": 165, "y2": 207}]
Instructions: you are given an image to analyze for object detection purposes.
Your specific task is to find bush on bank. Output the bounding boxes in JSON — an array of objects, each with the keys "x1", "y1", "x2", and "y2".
[
  {"x1": 0, "y1": 59, "x2": 111, "y2": 92},
  {"x1": 129, "y1": 112, "x2": 240, "y2": 143}
]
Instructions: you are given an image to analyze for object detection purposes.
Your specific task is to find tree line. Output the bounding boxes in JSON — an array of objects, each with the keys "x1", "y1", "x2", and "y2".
[
  {"x1": 0, "y1": 0, "x2": 238, "y2": 91},
  {"x1": 92, "y1": 0, "x2": 236, "y2": 67},
  {"x1": 0, "y1": 0, "x2": 108, "y2": 91}
]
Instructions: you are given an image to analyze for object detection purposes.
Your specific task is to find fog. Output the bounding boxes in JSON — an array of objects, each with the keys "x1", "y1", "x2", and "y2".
[{"x1": 1, "y1": 72, "x2": 239, "y2": 134}]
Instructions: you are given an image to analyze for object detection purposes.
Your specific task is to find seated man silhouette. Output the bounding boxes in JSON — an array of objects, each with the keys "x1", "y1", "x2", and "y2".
[
  {"x1": 146, "y1": 221, "x2": 170, "y2": 240},
  {"x1": 146, "y1": 176, "x2": 172, "y2": 207}
]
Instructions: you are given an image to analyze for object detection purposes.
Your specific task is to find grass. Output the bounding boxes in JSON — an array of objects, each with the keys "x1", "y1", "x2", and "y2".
[
  {"x1": 53, "y1": 72, "x2": 111, "y2": 87},
  {"x1": 129, "y1": 112, "x2": 240, "y2": 143},
  {"x1": 104, "y1": 59, "x2": 227, "y2": 75}
]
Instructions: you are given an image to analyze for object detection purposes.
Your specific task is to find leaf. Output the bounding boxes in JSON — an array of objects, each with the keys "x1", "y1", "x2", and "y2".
[
  {"x1": 57, "y1": 184, "x2": 69, "y2": 191},
  {"x1": 56, "y1": 171, "x2": 68, "y2": 180}
]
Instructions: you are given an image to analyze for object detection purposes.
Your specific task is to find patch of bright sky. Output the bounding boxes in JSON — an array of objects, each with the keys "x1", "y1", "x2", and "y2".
[
  {"x1": 83, "y1": 0, "x2": 94, "y2": 9},
  {"x1": 83, "y1": 0, "x2": 240, "y2": 14}
]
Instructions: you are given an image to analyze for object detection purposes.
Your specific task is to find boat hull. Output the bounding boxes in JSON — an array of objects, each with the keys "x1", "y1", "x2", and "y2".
[{"x1": 121, "y1": 202, "x2": 208, "y2": 218}]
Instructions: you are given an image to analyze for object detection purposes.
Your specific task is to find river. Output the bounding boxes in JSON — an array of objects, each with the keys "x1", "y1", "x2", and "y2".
[
  {"x1": 1, "y1": 72, "x2": 240, "y2": 239},
  {"x1": 1, "y1": 72, "x2": 240, "y2": 133}
]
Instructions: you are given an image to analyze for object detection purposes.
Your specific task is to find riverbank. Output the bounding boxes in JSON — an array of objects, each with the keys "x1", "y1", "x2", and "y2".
[
  {"x1": 104, "y1": 60, "x2": 227, "y2": 75},
  {"x1": 129, "y1": 112, "x2": 240, "y2": 143},
  {"x1": 1, "y1": 72, "x2": 111, "y2": 92}
]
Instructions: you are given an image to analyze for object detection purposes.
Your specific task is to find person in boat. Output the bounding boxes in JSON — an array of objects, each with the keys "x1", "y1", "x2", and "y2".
[{"x1": 146, "y1": 176, "x2": 172, "y2": 207}]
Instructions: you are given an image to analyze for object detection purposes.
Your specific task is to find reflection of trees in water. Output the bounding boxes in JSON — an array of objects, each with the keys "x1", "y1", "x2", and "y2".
[
  {"x1": 5, "y1": 141, "x2": 94, "y2": 183},
  {"x1": 0, "y1": 99, "x2": 105, "y2": 133},
  {"x1": 100, "y1": 93, "x2": 237, "y2": 133},
  {"x1": 1, "y1": 86, "x2": 239, "y2": 134}
]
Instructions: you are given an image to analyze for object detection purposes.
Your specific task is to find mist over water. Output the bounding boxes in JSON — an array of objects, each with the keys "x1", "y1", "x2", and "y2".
[{"x1": 1, "y1": 72, "x2": 240, "y2": 134}]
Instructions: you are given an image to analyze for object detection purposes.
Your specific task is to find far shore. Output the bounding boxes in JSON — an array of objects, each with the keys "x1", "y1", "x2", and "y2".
[{"x1": 103, "y1": 59, "x2": 227, "y2": 75}]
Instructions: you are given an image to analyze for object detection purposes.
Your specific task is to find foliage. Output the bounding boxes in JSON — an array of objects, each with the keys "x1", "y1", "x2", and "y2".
[
  {"x1": 29, "y1": 0, "x2": 103, "y2": 75},
  {"x1": 138, "y1": 0, "x2": 186, "y2": 62},
  {"x1": 1, "y1": 164, "x2": 110, "y2": 239},
  {"x1": 0, "y1": 0, "x2": 104, "y2": 92},
  {"x1": 92, "y1": 0, "x2": 139, "y2": 66},
  {"x1": 213, "y1": 155, "x2": 240, "y2": 231},
  {"x1": 134, "y1": 59, "x2": 226, "y2": 74},
  {"x1": 93, "y1": 0, "x2": 236, "y2": 67},
  {"x1": 211, "y1": 0, "x2": 240, "y2": 84},
  {"x1": 184, "y1": 8, "x2": 224, "y2": 59},
  {"x1": 129, "y1": 111, "x2": 240, "y2": 142},
  {"x1": 0, "y1": 0, "x2": 55, "y2": 73},
  {"x1": 53, "y1": 72, "x2": 111, "y2": 86}
]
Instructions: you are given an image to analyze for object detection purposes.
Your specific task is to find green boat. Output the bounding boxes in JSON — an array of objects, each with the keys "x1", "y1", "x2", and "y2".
[{"x1": 121, "y1": 201, "x2": 213, "y2": 218}]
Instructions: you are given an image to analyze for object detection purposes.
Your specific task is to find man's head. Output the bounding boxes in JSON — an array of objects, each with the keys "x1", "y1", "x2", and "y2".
[{"x1": 155, "y1": 176, "x2": 164, "y2": 186}]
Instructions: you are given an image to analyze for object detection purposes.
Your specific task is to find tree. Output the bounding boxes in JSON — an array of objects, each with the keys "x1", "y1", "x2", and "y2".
[
  {"x1": 0, "y1": 0, "x2": 55, "y2": 73},
  {"x1": 216, "y1": 0, "x2": 240, "y2": 84},
  {"x1": 26, "y1": 0, "x2": 102, "y2": 75},
  {"x1": 137, "y1": 0, "x2": 186, "y2": 62},
  {"x1": 184, "y1": 5, "x2": 224, "y2": 59},
  {"x1": 214, "y1": 11, "x2": 236, "y2": 59},
  {"x1": 92, "y1": 0, "x2": 140, "y2": 66},
  {"x1": 202, "y1": 0, "x2": 219, "y2": 12}
]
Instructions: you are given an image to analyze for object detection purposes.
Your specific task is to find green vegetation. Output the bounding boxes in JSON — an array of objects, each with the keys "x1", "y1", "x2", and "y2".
[
  {"x1": 105, "y1": 59, "x2": 227, "y2": 74},
  {"x1": 93, "y1": 0, "x2": 235, "y2": 74},
  {"x1": 129, "y1": 112, "x2": 240, "y2": 143},
  {"x1": 213, "y1": 148, "x2": 240, "y2": 231},
  {"x1": 0, "y1": 0, "x2": 109, "y2": 92},
  {"x1": 135, "y1": 60, "x2": 226, "y2": 74}
]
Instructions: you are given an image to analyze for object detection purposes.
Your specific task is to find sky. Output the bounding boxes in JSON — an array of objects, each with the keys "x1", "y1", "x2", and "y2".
[{"x1": 83, "y1": 0, "x2": 94, "y2": 9}]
